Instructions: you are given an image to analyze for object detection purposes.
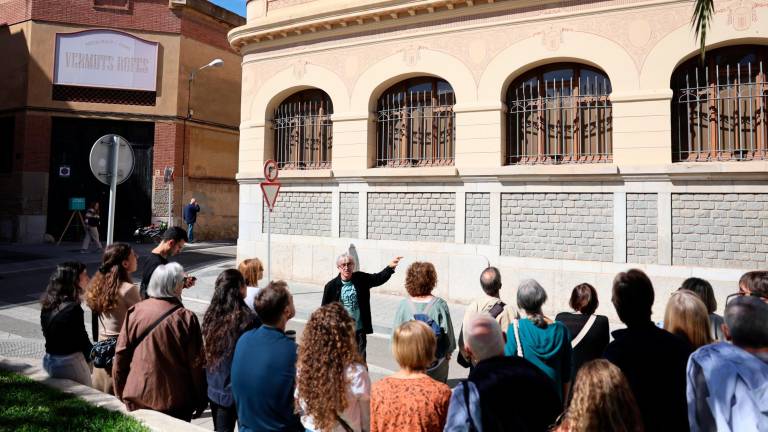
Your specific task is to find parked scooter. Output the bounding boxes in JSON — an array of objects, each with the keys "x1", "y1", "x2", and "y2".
[{"x1": 133, "y1": 221, "x2": 167, "y2": 244}]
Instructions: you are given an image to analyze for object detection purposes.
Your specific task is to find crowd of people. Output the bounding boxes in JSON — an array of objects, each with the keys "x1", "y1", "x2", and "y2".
[{"x1": 38, "y1": 229, "x2": 768, "y2": 432}]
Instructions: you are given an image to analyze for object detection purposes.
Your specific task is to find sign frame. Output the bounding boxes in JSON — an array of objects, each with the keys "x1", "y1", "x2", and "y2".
[{"x1": 263, "y1": 159, "x2": 279, "y2": 182}]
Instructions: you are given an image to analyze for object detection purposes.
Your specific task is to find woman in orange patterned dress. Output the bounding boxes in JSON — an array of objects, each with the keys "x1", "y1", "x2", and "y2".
[{"x1": 370, "y1": 320, "x2": 452, "y2": 432}]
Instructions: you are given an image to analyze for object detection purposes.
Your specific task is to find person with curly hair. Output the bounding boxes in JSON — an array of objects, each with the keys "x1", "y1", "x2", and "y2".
[
  {"x1": 371, "y1": 320, "x2": 452, "y2": 432},
  {"x1": 86, "y1": 243, "x2": 140, "y2": 394},
  {"x1": 203, "y1": 269, "x2": 260, "y2": 432},
  {"x1": 239, "y1": 258, "x2": 264, "y2": 311},
  {"x1": 553, "y1": 359, "x2": 643, "y2": 432},
  {"x1": 392, "y1": 261, "x2": 456, "y2": 383},
  {"x1": 40, "y1": 261, "x2": 93, "y2": 386},
  {"x1": 296, "y1": 303, "x2": 370, "y2": 432}
]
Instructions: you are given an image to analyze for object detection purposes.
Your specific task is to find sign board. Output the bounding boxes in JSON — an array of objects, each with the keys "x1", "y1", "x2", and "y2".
[
  {"x1": 89, "y1": 134, "x2": 135, "y2": 185},
  {"x1": 68, "y1": 197, "x2": 86, "y2": 211},
  {"x1": 163, "y1": 166, "x2": 174, "y2": 184},
  {"x1": 264, "y1": 159, "x2": 279, "y2": 182},
  {"x1": 58, "y1": 165, "x2": 71, "y2": 178},
  {"x1": 261, "y1": 182, "x2": 281, "y2": 212},
  {"x1": 54, "y1": 30, "x2": 159, "y2": 91}
]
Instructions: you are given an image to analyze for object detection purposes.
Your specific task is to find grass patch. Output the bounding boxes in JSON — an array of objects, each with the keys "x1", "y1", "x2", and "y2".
[{"x1": 0, "y1": 370, "x2": 149, "y2": 432}]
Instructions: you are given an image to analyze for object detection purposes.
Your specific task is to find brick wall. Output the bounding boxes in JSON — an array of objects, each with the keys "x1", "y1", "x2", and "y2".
[
  {"x1": 18, "y1": 113, "x2": 51, "y2": 172},
  {"x1": 367, "y1": 192, "x2": 455, "y2": 242},
  {"x1": 627, "y1": 193, "x2": 658, "y2": 264},
  {"x1": 151, "y1": 121, "x2": 182, "y2": 218},
  {"x1": 0, "y1": 0, "x2": 31, "y2": 25},
  {"x1": 501, "y1": 193, "x2": 613, "y2": 261},
  {"x1": 465, "y1": 192, "x2": 490, "y2": 244},
  {"x1": 30, "y1": 0, "x2": 182, "y2": 34},
  {"x1": 340, "y1": 192, "x2": 358, "y2": 238},
  {"x1": 263, "y1": 192, "x2": 332, "y2": 236},
  {"x1": 672, "y1": 194, "x2": 768, "y2": 269},
  {"x1": 180, "y1": 8, "x2": 237, "y2": 52}
]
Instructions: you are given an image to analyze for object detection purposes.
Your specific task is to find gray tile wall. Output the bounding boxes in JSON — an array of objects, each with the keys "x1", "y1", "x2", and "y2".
[
  {"x1": 627, "y1": 194, "x2": 658, "y2": 264},
  {"x1": 262, "y1": 192, "x2": 332, "y2": 236},
  {"x1": 367, "y1": 192, "x2": 455, "y2": 242}
]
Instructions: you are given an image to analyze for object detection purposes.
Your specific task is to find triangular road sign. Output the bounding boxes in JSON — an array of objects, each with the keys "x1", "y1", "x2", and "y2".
[{"x1": 260, "y1": 182, "x2": 281, "y2": 211}]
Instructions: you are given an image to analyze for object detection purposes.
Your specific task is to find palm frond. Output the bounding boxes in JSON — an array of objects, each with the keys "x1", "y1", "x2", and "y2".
[{"x1": 691, "y1": 0, "x2": 715, "y2": 62}]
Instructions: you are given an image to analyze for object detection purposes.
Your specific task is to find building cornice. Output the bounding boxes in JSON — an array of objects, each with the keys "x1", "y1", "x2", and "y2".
[
  {"x1": 229, "y1": 0, "x2": 542, "y2": 50},
  {"x1": 228, "y1": 0, "x2": 688, "y2": 53}
]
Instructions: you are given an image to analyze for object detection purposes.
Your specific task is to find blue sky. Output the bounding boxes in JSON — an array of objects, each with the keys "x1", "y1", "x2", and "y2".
[{"x1": 209, "y1": 0, "x2": 246, "y2": 17}]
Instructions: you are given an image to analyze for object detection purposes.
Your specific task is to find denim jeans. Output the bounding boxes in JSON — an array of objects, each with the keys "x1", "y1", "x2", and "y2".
[
  {"x1": 210, "y1": 400, "x2": 237, "y2": 432},
  {"x1": 187, "y1": 223, "x2": 195, "y2": 243},
  {"x1": 43, "y1": 352, "x2": 92, "y2": 386}
]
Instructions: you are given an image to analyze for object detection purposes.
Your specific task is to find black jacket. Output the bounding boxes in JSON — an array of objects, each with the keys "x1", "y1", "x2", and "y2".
[
  {"x1": 322, "y1": 266, "x2": 394, "y2": 334},
  {"x1": 40, "y1": 301, "x2": 93, "y2": 361},
  {"x1": 469, "y1": 355, "x2": 561, "y2": 432},
  {"x1": 603, "y1": 322, "x2": 694, "y2": 432}
]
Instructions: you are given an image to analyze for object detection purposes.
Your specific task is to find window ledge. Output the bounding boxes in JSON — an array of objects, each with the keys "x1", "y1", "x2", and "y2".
[{"x1": 335, "y1": 166, "x2": 458, "y2": 179}]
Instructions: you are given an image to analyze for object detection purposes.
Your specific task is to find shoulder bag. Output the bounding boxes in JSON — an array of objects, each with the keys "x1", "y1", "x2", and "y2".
[
  {"x1": 570, "y1": 314, "x2": 597, "y2": 349},
  {"x1": 512, "y1": 319, "x2": 524, "y2": 357},
  {"x1": 122, "y1": 304, "x2": 182, "y2": 362}
]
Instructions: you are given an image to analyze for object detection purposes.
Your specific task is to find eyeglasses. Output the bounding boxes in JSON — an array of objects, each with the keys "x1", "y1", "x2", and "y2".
[
  {"x1": 338, "y1": 262, "x2": 354, "y2": 269},
  {"x1": 725, "y1": 291, "x2": 766, "y2": 306}
]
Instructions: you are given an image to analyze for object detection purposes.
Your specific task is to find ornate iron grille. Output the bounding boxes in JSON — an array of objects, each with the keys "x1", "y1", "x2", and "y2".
[
  {"x1": 507, "y1": 73, "x2": 612, "y2": 164},
  {"x1": 673, "y1": 60, "x2": 767, "y2": 162},
  {"x1": 376, "y1": 88, "x2": 455, "y2": 167},
  {"x1": 273, "y1": 98, "x2": 332, "y2": 169},
  {"x1": 52, "y1": 85, "x2": 156, "y2": 106}
]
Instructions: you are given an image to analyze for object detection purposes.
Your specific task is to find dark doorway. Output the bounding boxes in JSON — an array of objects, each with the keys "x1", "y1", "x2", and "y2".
[{"x1": 47, "y1": 118, "x2": 154, "y2": 242}]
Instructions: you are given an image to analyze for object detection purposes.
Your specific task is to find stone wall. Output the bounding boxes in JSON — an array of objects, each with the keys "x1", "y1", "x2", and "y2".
[
  {"x1": 627, "y1": 193, "x2": 658, "y2": 264},
  {"x1": 501, "y1": 193, "x2": 613, "y2": 261},
  {"x1": 672, "y1": 194, "x2": 768, "y2": 269},
  {"x1": 340, "y1": 192, "x2": 359, "y2": 238},
  {"x1": 368, "y1": 192, "x2": 455, "y2": 242},
  {"x1": 465, "y1": 193, "x2": 490, "y2": 244},
  {"x1": 262, "y1": 192, "x2": 332, "y2": 236}
]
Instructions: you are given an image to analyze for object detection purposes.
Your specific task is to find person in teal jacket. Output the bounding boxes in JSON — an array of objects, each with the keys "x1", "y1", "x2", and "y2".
[
  {"x1": 392, "y1": 261, "x2": 456, "y2": 383},
  {"x1": 505, "y1": 279, "x2": 572, "y2": 402}
]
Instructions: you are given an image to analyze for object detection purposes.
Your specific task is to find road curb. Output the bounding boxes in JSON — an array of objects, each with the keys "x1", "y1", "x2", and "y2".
[{"x1": 0, "y1": 356, "x2": 209, "y2": 432}]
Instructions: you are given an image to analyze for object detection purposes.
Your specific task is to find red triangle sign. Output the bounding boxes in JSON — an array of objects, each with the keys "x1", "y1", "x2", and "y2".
[{"x1": 260, "y1": 182, "x2": 281, "y2": 211}]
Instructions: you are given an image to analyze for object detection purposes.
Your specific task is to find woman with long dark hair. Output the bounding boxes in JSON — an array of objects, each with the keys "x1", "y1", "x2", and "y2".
[
  {"x1": 296, "y1": 302, "x2": 371, "y2": 432},
  {"x1": 40, "y1": 261, "x2": 93, "y2": 386},
  {"x1": 85, "y1": 243, "x2": 139, "y2": 394},
  {"x1": 203, "y1": 269, "x2": 260, "y2": 432}
]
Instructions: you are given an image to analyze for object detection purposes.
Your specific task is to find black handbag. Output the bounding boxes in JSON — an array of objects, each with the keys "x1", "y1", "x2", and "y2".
[{"x1": 90, "y1": 336, "x2": 118, "y2": 369}]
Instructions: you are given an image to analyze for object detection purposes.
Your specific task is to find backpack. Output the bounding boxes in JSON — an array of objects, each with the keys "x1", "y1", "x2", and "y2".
[{"x1": 408, "y1": 298, "x2": 449, "y2": 365}]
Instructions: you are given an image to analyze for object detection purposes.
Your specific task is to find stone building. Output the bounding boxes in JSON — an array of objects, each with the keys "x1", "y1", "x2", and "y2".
[
  {"x1": 230, "y1": 0, "x2": 768, "y2": 319},
  {"x1": 0, "y1": 0, "x2": 244, "y2": 243}
]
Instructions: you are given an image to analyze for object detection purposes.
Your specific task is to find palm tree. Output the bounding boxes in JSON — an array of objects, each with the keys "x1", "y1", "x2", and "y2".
[{"x1": 692, "y1": 0, "x2": 715, "y2": 61}]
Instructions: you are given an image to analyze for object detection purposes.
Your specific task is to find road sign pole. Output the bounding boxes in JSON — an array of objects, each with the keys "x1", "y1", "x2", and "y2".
[
  {"x1": 267, "y1": 208, "x2": 271, "y2": 283},
  {"x1": 106, "y1": 135, "x2": 120, "y2": 245}
]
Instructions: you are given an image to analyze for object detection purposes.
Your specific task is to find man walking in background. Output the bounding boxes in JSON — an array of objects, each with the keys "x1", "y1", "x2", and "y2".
[{"x1": 183, "y1": 198, "x2": 200, "y2": 243}]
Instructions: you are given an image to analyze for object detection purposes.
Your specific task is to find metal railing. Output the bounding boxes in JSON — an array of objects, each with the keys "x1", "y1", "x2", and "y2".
[
  {"x1": 507, "y1": 77, "x2": 612, "y2": 164},
  {"x1": 376, "y1": 91, "x2": 455, "y2": 167},
  {"x1": 273, "y1": 100, "x2": 332, "y2": 169},
  {"x1": 673, "y1": 61, "x2": 767, "y2": 161}
]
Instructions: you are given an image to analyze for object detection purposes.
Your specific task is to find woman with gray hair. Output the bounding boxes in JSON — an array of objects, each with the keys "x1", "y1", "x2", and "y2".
[
  {"x1": 113, "y1": 262, "x2": 208, "y2": 421},
  {"x1": 504, "y1": 279, "x2": 573, "y2": 402}
]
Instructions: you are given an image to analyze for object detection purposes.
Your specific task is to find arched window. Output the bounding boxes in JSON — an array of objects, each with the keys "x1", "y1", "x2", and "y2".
[
  {"x1": 273, "y1": 89, "x2": 333, "y2": 169},
  {"x1": 672, "y1": 45, "x2": 768, "y2": 162},
  {"x1": 376, "y1": 77, "x2": 455, "y2": 167},
  {"x1": 506, "y1": 64, "x2": 612, "y2": 164}
]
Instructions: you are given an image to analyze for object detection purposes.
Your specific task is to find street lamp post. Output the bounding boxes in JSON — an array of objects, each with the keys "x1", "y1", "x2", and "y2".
[{"x1": 180, "y1": 58, "x2": 224, "y2": 227}]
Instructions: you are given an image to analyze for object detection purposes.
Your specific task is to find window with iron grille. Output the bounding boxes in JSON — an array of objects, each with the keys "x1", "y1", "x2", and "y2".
[
  {"x1": 506, "y1": 65, "x2": 612, "y2": 164},
  {"x1": 672, "y1": 45, "x2": 768, "y2": 162},
  {"x1": 273, "y1": 90, "x2": 333, "y2": 170},
  {"x1": 376, "y1": 77, "x2": 455, "y2": 167}
]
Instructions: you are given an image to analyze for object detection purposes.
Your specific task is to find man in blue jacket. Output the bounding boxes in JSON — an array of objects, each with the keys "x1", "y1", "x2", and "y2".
[
  {"x1": 183, "y1": 198, "x2": 200, "y2": 243},
  {"x1": 231, "y1": 281, "x2": 303, "y2": 432}
]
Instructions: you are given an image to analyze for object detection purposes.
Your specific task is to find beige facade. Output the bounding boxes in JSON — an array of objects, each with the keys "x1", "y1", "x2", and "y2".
[{"x1": 231, "y1": 0, "x2": 768, "y2": 320}]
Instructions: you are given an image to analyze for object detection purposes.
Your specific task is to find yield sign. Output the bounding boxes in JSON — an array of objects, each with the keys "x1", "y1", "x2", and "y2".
[{"x1": 261, "y1": 181, "x2": 281, "y2": 212}]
